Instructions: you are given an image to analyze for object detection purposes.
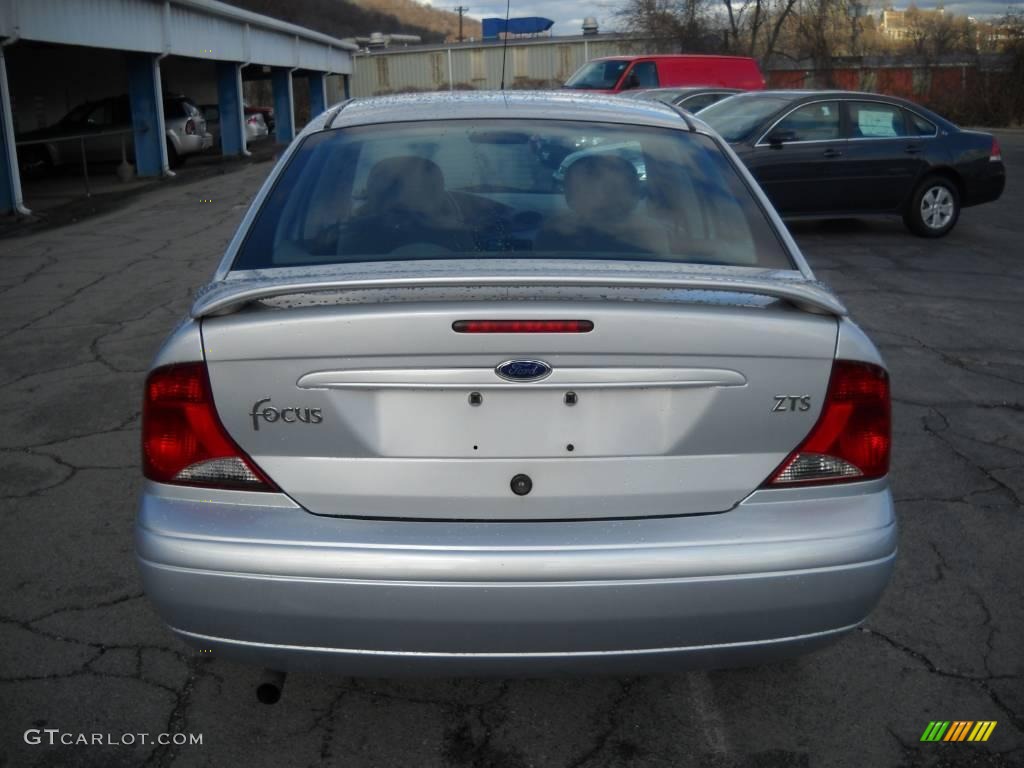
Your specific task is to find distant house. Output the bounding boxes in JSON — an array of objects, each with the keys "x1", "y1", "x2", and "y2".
[{"x1": 878, "y1": 5, "x2": 947, "y2": 42}]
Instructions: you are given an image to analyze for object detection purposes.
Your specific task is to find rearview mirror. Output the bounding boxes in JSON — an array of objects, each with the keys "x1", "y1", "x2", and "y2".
[{"x1": 767, "y1": 129, "x2": 797, "y2": 148}]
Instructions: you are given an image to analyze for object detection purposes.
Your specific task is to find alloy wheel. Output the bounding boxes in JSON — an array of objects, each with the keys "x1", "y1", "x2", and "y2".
[{"x1": 920, "y1": 185, "x2": 955, "y2": 230}]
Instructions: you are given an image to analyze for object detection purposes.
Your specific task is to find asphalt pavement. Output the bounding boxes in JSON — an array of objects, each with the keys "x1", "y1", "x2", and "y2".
[{"x1": 1, "y1": 132, "x2": 1021, "y2": 768}]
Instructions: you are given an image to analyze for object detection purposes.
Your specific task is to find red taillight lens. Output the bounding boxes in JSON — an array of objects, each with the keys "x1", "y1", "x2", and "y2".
[
  {"x1": 767, "y1": 360, "x2": 890, "y2": 486},
  {"x1": 452, "y1": 320, "x2": 594, "y2": 333},
  {"x1": 142, "y1": 363, "x2": 276, "y2": 490},
  {"x1": 990, "y1": 137, "x2": 1002, "y2": 162},
  {"x1": 185, "y1": 118, "x2": 196, "y2": 135}
]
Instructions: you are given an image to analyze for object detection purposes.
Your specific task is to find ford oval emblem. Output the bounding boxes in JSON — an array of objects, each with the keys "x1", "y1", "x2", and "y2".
[{"x1": 495, "y1": 359, "x2": 552, "y2": 382}]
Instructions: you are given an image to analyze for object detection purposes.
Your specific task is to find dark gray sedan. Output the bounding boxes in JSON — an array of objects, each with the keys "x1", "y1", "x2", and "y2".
[{"x1": 699, "y1": 90, "x2": 1006, "y2": 236}]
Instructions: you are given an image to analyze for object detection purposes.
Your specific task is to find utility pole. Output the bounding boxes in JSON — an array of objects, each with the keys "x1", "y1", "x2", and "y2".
[{"x1": 455, "y1": 6, "x2": 469, "y2": 42}]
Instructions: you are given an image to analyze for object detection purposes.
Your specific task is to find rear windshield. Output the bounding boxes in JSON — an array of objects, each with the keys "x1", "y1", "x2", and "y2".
[
  {"x1": 232, "y1": 119, "x2": 792, "y2": 271},
  {"x1": 699, "y1": 96, "x2": 792, "y2": 142},
  {"x1": 564, "y1": 61, "x2": 629, "y2": 90},
  {"x1": 164, "y1": 99, "x2": 200, "y2": 119}
]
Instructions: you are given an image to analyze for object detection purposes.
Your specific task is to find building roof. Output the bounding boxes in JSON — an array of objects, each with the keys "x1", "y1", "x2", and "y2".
[{"x1": 0, "y1": 0, "x2": 356, "y2": 72}]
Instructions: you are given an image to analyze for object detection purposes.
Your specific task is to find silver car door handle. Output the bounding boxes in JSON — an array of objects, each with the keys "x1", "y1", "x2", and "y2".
[{"x1": 822, "y1": 148, "x2": 843, "y2": 158}]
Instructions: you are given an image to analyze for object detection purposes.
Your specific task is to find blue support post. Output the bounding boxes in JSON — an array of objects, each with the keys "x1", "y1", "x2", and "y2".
[
  {"x1": 271, "y1": 68, "x2": 294, "y2": 145},
  {"x1": 308, "y1": 72, "x2": 327, "y2": 118},
  {"x1": 216, "y1": 62, "x2": 246, "y2": 156},
  {"x1": 0, "y1": 45, "x2": 26, "y2": 215},
  {"x1": 126, "y1": 53, "x2": 167, "y2": 177}
]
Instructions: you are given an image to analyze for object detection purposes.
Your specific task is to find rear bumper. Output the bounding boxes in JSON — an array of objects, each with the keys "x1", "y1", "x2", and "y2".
[
  {"x1": 245, "y1": 123, "x2": 269, "y2": 141},
  {"x1": 175, "y1": 133, "x2": 212, "y2": 156},
  {"x1": 136, "y1": 480, "x2": 897, "y2": 675},
  {"x1": 962, "y1": 164, "x2": 1005, "y2": 208}
]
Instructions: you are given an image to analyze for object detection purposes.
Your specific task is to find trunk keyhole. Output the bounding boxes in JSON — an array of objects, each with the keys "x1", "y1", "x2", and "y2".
[
  {"x1": 468, "y1": 392, "x2": 483, "y2": 406},
  {"x1": 510, "y1": 474, "x2": 532, "y2": 496},
  {"x1": 564, "y1": 391, "x2": 577, "y2": 406}
]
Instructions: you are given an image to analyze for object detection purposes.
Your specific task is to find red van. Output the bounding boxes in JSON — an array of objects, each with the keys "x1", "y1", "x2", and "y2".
[{"x1": 563, "y1": 55, "x2": 765, "y2": 94}]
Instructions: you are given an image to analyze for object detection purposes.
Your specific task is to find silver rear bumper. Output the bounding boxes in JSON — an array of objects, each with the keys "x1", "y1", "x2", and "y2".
[{"x1": 136, "y1": 480, "x2": 896, "y2": 675}]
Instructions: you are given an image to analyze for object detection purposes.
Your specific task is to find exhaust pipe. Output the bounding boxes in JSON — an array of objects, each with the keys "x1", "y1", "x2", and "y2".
[{"x1": 256, "y1": 669, "x2": 286, "y2": 704}]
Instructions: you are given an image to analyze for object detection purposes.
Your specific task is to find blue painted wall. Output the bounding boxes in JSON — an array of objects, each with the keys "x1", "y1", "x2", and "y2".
[
  {"x1": 308, "y1": 72, "x2": 327, "y2": 118},
  {"x1": 126, "y1": 53, "x2": 166, "y2": 176},
  {"x1": 271, "y1": 68, "x2": 294, "y2": 144},
  {"x1": 0, "y1": 49, "x2": 21, "y2": 214},
  {"x1": 216, "y1": 62, "x2": 245, "y2": 156}
]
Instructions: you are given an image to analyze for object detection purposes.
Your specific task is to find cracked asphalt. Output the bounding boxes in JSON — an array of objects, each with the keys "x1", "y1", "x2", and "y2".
[{"x1": 1, "y1": 133, "x2": 1021, "y2": 768}]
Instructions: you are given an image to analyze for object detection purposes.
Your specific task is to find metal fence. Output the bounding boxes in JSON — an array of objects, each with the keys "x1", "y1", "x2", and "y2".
[
  {"x1": 351, "y1": 35, "x2": 657, "y2": 96},
  {"x1": 16, "y1": 128, "x2": 135, "y2": 196}
]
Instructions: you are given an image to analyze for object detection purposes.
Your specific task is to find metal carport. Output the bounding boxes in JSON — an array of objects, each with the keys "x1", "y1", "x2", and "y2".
[{"x1": 0, "y1": 0, "x2": 356, "y2": 215}]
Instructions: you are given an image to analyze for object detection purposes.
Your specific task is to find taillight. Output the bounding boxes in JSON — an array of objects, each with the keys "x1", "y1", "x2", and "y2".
[
  {"x1": 990, "y1": 137, "x2": 1002, "y2": 162},
  {"x1": 185, "y1": 118, "x2": 195, "y2": 135},
  {"x1": 142, "y1": 363, "x2": 276, "y2": 491},
  {"x1": 766, "y1": 360, "x2": 890, "y2": 486},
  {"x1": 246, "y1": 115, "x2": 259, "y2": 125},
  {"x1": 452, "y1": 320, "x2": 594, "y2": 333}
]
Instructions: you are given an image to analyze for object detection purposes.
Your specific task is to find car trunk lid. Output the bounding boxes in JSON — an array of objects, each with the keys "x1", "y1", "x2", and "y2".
[{"x1": 200, "y1": 266, "x2": 840, "y2": 521}]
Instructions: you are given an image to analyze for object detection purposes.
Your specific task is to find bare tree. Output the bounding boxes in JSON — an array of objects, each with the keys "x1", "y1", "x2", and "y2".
[
  {"x1": 619, "y1": 0, "x2": 802, "y2": 61},
  {"x1": 617, "y1": 0, "x2": 717, "y2": 52},
  {"x1": 719, "y1": 0, "x2": 801, "y2": 59},
  {"x1": 902, "y1": 5, "x2": 975, "y2": 59}
]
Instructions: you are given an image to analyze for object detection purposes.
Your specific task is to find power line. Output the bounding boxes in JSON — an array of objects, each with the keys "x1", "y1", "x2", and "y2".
[{"x1": 454, "y1": 5, "x2": 469, "y2": 41}]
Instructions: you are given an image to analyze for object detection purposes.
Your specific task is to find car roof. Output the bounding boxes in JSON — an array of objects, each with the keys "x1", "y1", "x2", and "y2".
[
  {"x1": 330, "y1": 91, "x2": 696, "y2": 133},
  {"x1": 591, "y1": 55, "x2": 757, "y2": 63},
  {"x1": 728, "y1": 89, "x2": 920, "y2": 105},
  {"x1": 640, "y1": 86, "x2": 739, "y2": 95},
  {"x1": 715, "y1": 89, "x2": 956, "y2": 126}
]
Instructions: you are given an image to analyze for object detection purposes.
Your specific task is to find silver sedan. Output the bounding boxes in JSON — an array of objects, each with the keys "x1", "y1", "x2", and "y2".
[
  {"x1": 136, "y1": 92, "x2": 895, "y2": 682},
  {"x1": 200, "y1": 104, "x2": 269, "y2": 148}
]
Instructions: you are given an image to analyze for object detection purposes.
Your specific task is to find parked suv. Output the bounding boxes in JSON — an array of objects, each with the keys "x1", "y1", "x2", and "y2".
[
  {"x1": 162, "y1": 95, "x2": 213, "y2": 167},
  {"x1": 16, "y1": 94, "x2": 211, "y2": 173}
]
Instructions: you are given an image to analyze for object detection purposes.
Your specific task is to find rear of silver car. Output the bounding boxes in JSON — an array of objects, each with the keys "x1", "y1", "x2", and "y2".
[
  {"x1": 136, "y1": 94, "x2": 895, "y2": 675},
  {"x1": 164, "y1": 97, "x2": 212, "y2": 161}
]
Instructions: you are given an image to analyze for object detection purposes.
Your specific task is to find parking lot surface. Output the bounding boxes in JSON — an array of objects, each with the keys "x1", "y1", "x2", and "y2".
[{"x1": 1, "y1": 133, "x2": 1021, "y2": 768}]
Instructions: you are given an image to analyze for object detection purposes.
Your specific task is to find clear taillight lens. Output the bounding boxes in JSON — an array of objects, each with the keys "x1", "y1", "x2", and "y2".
[
  {"x1": 142, "y1": 363, "x2": 276, "y2": 490},
  {"x1": 767, "y1": 360, "x2": 890, "y2": 486}
]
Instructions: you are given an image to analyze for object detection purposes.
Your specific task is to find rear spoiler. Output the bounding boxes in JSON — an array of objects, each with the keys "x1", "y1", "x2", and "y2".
[{"x1": 192, "y1": 262, "x2": 847, "y2": 318}]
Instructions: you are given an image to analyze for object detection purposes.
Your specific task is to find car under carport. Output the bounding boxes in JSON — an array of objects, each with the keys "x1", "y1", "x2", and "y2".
[{"x1": 0, "y1": 0, "x2": 357, "y2": 216}]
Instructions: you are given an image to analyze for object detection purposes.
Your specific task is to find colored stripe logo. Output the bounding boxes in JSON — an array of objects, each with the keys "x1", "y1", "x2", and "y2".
[{"x1": 920, "y1": 721, "x2": 997, "y2": 742}]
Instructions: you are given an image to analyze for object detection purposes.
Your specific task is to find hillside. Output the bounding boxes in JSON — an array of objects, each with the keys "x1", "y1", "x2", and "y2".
[
  {"x1": 222, "y1": 0, "x2": 446, "y2": 43},
  {"x1": 352, "y1": 0, "x2": 482, "y2": 42}
]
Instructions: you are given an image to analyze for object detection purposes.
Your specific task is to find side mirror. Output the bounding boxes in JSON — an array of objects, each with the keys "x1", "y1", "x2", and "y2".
[{"x1": 767, "y1": 129, "x2": 797, "y2": 148}]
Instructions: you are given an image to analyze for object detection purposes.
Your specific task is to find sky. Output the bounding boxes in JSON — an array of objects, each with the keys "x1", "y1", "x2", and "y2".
[{"x1": 421, "y1": 0, "x2": 1024, "y2": 39}]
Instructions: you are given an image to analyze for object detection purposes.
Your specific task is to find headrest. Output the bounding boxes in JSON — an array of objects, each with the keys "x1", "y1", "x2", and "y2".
[
  {"x1": 564, "y1": 154, "x2": 642, "y2": 220},
  {"x1": 365, "y1": 156, "x2": 447, "y2": 214}
]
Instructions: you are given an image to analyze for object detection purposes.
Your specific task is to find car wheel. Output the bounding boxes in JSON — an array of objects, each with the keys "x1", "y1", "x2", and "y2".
[
  {"x1": 904, "y1": 176, "x2": 960, "y2": 237},
  {"x1": 166, "y1": 142, "x2": 183, "y2": 170},
  {"x1": 18, "y1": 147, "x2": 54, "y2": 178}
]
